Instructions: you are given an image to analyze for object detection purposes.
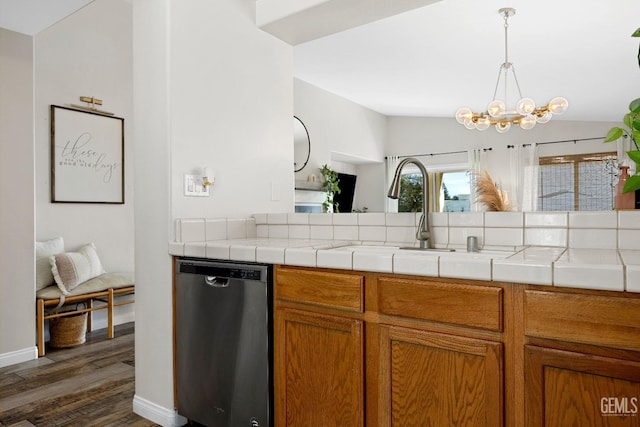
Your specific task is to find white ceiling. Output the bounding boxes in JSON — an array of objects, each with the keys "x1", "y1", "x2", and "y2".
[
  {"x1": 293, "y1": 0, "x2": 640, "y2": 122},
  {"x1": 3, "y1": 0, "x2": 638, "y2": 123},
  {"x1": 0, "y1": 0, "x2": 94, "y2": 35}
]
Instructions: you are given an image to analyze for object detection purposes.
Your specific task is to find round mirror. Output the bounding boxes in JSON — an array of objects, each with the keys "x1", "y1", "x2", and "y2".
[{"x1": 293, "y1": 116, "x2": 310, "y2": 172}]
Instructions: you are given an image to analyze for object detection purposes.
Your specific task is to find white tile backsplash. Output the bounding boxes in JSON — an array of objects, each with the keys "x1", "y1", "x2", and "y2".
[
  {"x1": 525, "y1": 212, "x2": 568, "y2": 227},
  {"x1": 619, "y1": 211, "x2": 640, "y2": 228},
  {"x1": 205, "y1": 219, "x2": 227, "y2": 240},
  {"x1": 267, "y1": 213, "x2": 288, "y2": 224},
  {"x1": 227, "y1": 219, "x2": 247, "y2": 239},
  {"x1": 288, "y1": 225, "x2": 310, "y2": 239},
  {"x1": 448, "y1": 227, "x2": 484, "y2": 246},
  {"x1": 287, "y1": 213, "x2": 309, "y2": 225},
  {"x1": 386, "y1": 212, "x2": 415, "y2": 226},
  {"x1": 569, "y1": 211, "x2": 617, "y2": 228},
  {"x1": 449, "y1": 212, "x2": 483, "y2": 227},
  {"x1": 484, "y1": 212, "x2": 523, "y2": 228},
  {"x1": 484, "y1": 227, "x2": 523, "y2": 247},
  {"x1": 524, "y1": 228, "x2": 567, "y2": 247},
  {"x1": 334, "y1": 225, "x2": 359, "y2": 241},
  {"x1": 333, "y1": 213, "x2": 358, "y2": 225},
  {"x1": 309, "y1": 213, "x2": 333, "y2": 225},
  {"x1": 358, "y1": 212, "x2": 386, "y2": 226},
  {"x1": 179, "y1": 211, "x2": 640, "y2": 255},
  {"x1": 568, "y1": 229, "x2": 617, "y2": 249},
  {"x1": 618, "y1": 229, "x2": 640, "y2": 250},
  {"x1": 178, "y1": 218, "x2": 205, "y2": 242},
  {"x1": 359, "y1": 226, "x2": 386, "y2": 242},
  {"x1": 268, "y1": 225, "x2": 289, "y2": 239},
  {"x1": 386, "y1": 226, "x2": 416, "y2": 243},
  {"x1": 430, "y1": 212, "x2": 448, "y2": 227},
  {"x1": 310, "y1": 225, "x2": 333, "y2": 240}
]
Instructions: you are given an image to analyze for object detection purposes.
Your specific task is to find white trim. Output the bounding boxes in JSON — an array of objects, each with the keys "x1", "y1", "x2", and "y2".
[
  {"x1": 133, "y1": 395, "x2": 187, "y2": 427},
  {"x1": 0, "y1": 346, "x2": 37, "y2": 368}
]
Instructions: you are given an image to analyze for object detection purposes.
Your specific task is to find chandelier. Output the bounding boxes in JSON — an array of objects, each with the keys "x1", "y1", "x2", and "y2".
[{"x1": 455, "y1": 7, "x2": 568, "y2": 133}]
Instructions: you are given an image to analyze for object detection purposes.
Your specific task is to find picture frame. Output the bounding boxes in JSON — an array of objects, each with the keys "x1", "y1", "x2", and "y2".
[{"x1": 50, "y1": 105, "x2": 125, "y2": 204}]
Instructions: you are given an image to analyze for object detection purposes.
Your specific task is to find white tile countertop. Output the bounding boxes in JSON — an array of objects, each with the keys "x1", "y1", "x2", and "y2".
[{"x1": 169, "y1": 238, "x2": 640, "y2": 293}]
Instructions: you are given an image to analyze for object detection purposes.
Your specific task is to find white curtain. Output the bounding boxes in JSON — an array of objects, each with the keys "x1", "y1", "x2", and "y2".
[
  {"x1": 467, "y1": 149, "x2": 487, "y2": 212},
  {"x1": 385, "y1": 156, "x2": 399, "y2": 212},
  {"x1": 509, "y1": 144, "x2": 539, "y2": 212}
]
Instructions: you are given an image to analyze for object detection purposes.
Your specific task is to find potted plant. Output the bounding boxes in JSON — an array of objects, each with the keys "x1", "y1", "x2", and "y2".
[
  {"x1": 604, "y1": 28, "x2": 640, "y2": 194},
  {"x1": 604, "y1": 98, "x2": 640, "y2": 192},
  {"x1": 320, "y1": 164, "x2": 340, "y2": 213}
]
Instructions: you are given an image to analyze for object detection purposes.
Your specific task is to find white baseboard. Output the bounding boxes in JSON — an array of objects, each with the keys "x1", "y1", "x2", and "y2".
[
  {"x1": 133, "y1": 395, "x2": 187, "y2": 427},
  {"x1": 0, "y1": 346, "x2": 37, "y2": 368}
]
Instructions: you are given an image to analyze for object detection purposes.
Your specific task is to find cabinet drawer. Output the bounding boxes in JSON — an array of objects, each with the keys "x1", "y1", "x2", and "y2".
[
  {"x1": 524, "y1": 289, "x2": 640, "y2": 351},
  {"x1": 275, "y1": 267, "x2": 364, "y2": 313},
  {"x1": 378, "y1": 276, "x2": 503, "y2": 331}
]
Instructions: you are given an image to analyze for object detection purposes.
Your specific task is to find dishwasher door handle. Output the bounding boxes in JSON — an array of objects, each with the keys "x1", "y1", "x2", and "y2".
[{"x1": 205, "y1": 276, "x2": 229, "y2": 288}]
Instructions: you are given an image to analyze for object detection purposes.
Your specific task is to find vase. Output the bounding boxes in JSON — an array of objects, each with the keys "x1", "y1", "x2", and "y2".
[{"x1": 615, "y1": 166, "x2": 635, "y2": 210}]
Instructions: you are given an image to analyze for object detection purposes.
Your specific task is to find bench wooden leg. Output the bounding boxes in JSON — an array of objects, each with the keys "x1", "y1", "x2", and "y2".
[
  {"x1": 86, "y1": 298, "x2": 93, "y2": 333},
  {"x1": 108, "y1": 289, "x2": 114, "y2": 339},
  {"x1": 37, "y1": 299, "x2": 45, "y2": 357}
]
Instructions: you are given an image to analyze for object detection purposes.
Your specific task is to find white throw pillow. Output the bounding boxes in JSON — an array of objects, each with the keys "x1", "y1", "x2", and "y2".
[
  {"x1": 35, "y1": 237, "x2": 65, "y2": 290},
  {"x1": 50, "y1": 243, "x2": 106, "y2": 295}
]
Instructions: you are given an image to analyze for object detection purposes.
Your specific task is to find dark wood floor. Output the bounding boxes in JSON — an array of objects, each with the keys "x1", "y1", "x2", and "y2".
[{"x1": 0, "y1": 323, "x2": 159, "y2": 427}]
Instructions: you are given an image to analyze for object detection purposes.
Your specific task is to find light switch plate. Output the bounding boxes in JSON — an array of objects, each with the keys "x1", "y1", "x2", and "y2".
[{"x1": 184, "y1": 174, "x2": 209, "y2": 197}]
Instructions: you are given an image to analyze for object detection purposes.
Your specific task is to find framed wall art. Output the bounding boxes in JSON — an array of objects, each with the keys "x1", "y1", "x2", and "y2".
[{"x1": 50, "y1": 105, "x2": 125, "y2": 204}]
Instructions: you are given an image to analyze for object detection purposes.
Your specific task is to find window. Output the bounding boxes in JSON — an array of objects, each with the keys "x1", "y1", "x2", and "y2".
[
  {"x1": 397, "y1": 170, "x2": 471, "y2": 213},
  {"x1": 538, "y1": 152, "x2": 617, "y2": 211},
  {"x1": 442, "y1": 171, "x2": 471, "y2": 212}
]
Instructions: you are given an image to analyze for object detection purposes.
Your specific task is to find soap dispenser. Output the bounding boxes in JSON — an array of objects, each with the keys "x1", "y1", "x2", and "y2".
[{"x1": 615, "y1": 165, "x2": 635, "y2": 210}]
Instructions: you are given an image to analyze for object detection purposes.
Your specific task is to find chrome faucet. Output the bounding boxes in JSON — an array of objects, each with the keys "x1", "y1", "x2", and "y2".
[{"x1": 387, "y1": 157, "x2": 432, "y2": 249}]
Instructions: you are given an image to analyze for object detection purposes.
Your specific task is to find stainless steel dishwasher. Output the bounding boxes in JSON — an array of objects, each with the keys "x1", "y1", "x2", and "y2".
[{"x1": 175, "y1": 258, "x2": 273, "y2": 427}]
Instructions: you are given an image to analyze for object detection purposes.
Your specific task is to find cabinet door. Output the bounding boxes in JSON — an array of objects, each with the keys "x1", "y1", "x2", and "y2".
[
  {"x1": 275, "y1": 308, "x2": 364, "y2": 427},
  {"x1": 378, "y1": 326, "x2": 503, "y2": 427},
  {"x1": 525, "y1": 345, "x2": 640, "y2": 427}
]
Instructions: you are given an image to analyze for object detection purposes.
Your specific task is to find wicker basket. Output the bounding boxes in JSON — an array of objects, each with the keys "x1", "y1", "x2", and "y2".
[{"x1": 49, "y1": 311, "x2": 87, "y2": 348}]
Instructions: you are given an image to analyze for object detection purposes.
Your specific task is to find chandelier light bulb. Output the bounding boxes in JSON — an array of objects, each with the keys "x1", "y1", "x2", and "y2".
[
  {"x1": 475, "y1": 116, "x2": 491, "y2": 130},
  {"x1": 464, "y1": 119, "x2": 476, "y2": 130},
  {"x1": 516, "y1": 98, "x2": 536, "y2": 115},
  {"x1": 487, "y1": 100, "x2": 506, "y2": 118},
  {"x1": 536, "y1": 111, "x2": 552, "y2": 123},
  {"x1": 548, "y1": 97, "x2": 569, "y2": 115},
  {"x1": 519, "y1": 115, "x2": 537, "y2": 130},
  {"x1": 455, "y1": 107, "x2": 473, "y2": 124},
  {"x1": 495, "y1": 121, "x2": 511, "y2": 133}
]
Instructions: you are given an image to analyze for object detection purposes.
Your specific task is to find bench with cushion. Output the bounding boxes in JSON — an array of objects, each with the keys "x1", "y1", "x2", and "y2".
[
  {"x1": 36, "y1": 272, "x2": 134, "y2": 356},
  {"x1": 35, "y1": 238, "x2": 134, "y2": 357}
]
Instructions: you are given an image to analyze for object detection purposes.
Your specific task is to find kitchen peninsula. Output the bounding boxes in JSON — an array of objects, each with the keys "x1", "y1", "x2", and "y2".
[{"x1": 171, "y1": 211, "x2": 640, "y2": 426}]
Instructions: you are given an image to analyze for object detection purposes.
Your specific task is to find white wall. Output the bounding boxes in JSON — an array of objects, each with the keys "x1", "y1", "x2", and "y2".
[
  {"x1": 387, "y1": 116, "x2": 620, "y2": 208},
  {"x1": 294, "y1": 78, "x2": 387, "y2": 210},
  {"x1": 34, "y1": 0, "x2": 134, "y2": 271},
  {"x1": 34, "y1": 0, "x2": 134, "y2": 330},
  {"x1": 0, "y1": 28, "x2": 36, "y2": 366},
  {"x1": 133, "y1": 0, "x2": 293, "y2": 423}
]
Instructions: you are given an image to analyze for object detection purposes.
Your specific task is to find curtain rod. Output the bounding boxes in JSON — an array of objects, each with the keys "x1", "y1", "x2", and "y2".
[
  {"x1": 385, "y1": 147, "x2": 492, "y2": 160},
  {"x1": 507, "y1": 136, "x2": 605, "y2": 149}
]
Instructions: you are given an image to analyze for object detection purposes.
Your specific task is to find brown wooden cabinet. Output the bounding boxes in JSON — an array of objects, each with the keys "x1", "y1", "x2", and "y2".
[
  {"x1": 523, "y1": 289, "x2": 640, "y2": 427},
  {"x1": 274, "y1": 266, "x2": 365, "y2": 427},
  {"x1": 525, "y1": 345, "x2": 640, "y2": 427},
  {"x1": 275, "y1": 308, "x2": 364, "y2": 427},
  {"x1": 273, "y1": 266, "x2": 640, "y2": 427},
  {"x1": 378, "y1": 325, "x2": 503, "y2": 426}
]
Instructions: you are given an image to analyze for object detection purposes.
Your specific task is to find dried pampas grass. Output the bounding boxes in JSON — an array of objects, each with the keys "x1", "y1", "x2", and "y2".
[{"x1": 471, "y1": 169, "x2": 513, "y2": 212}]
